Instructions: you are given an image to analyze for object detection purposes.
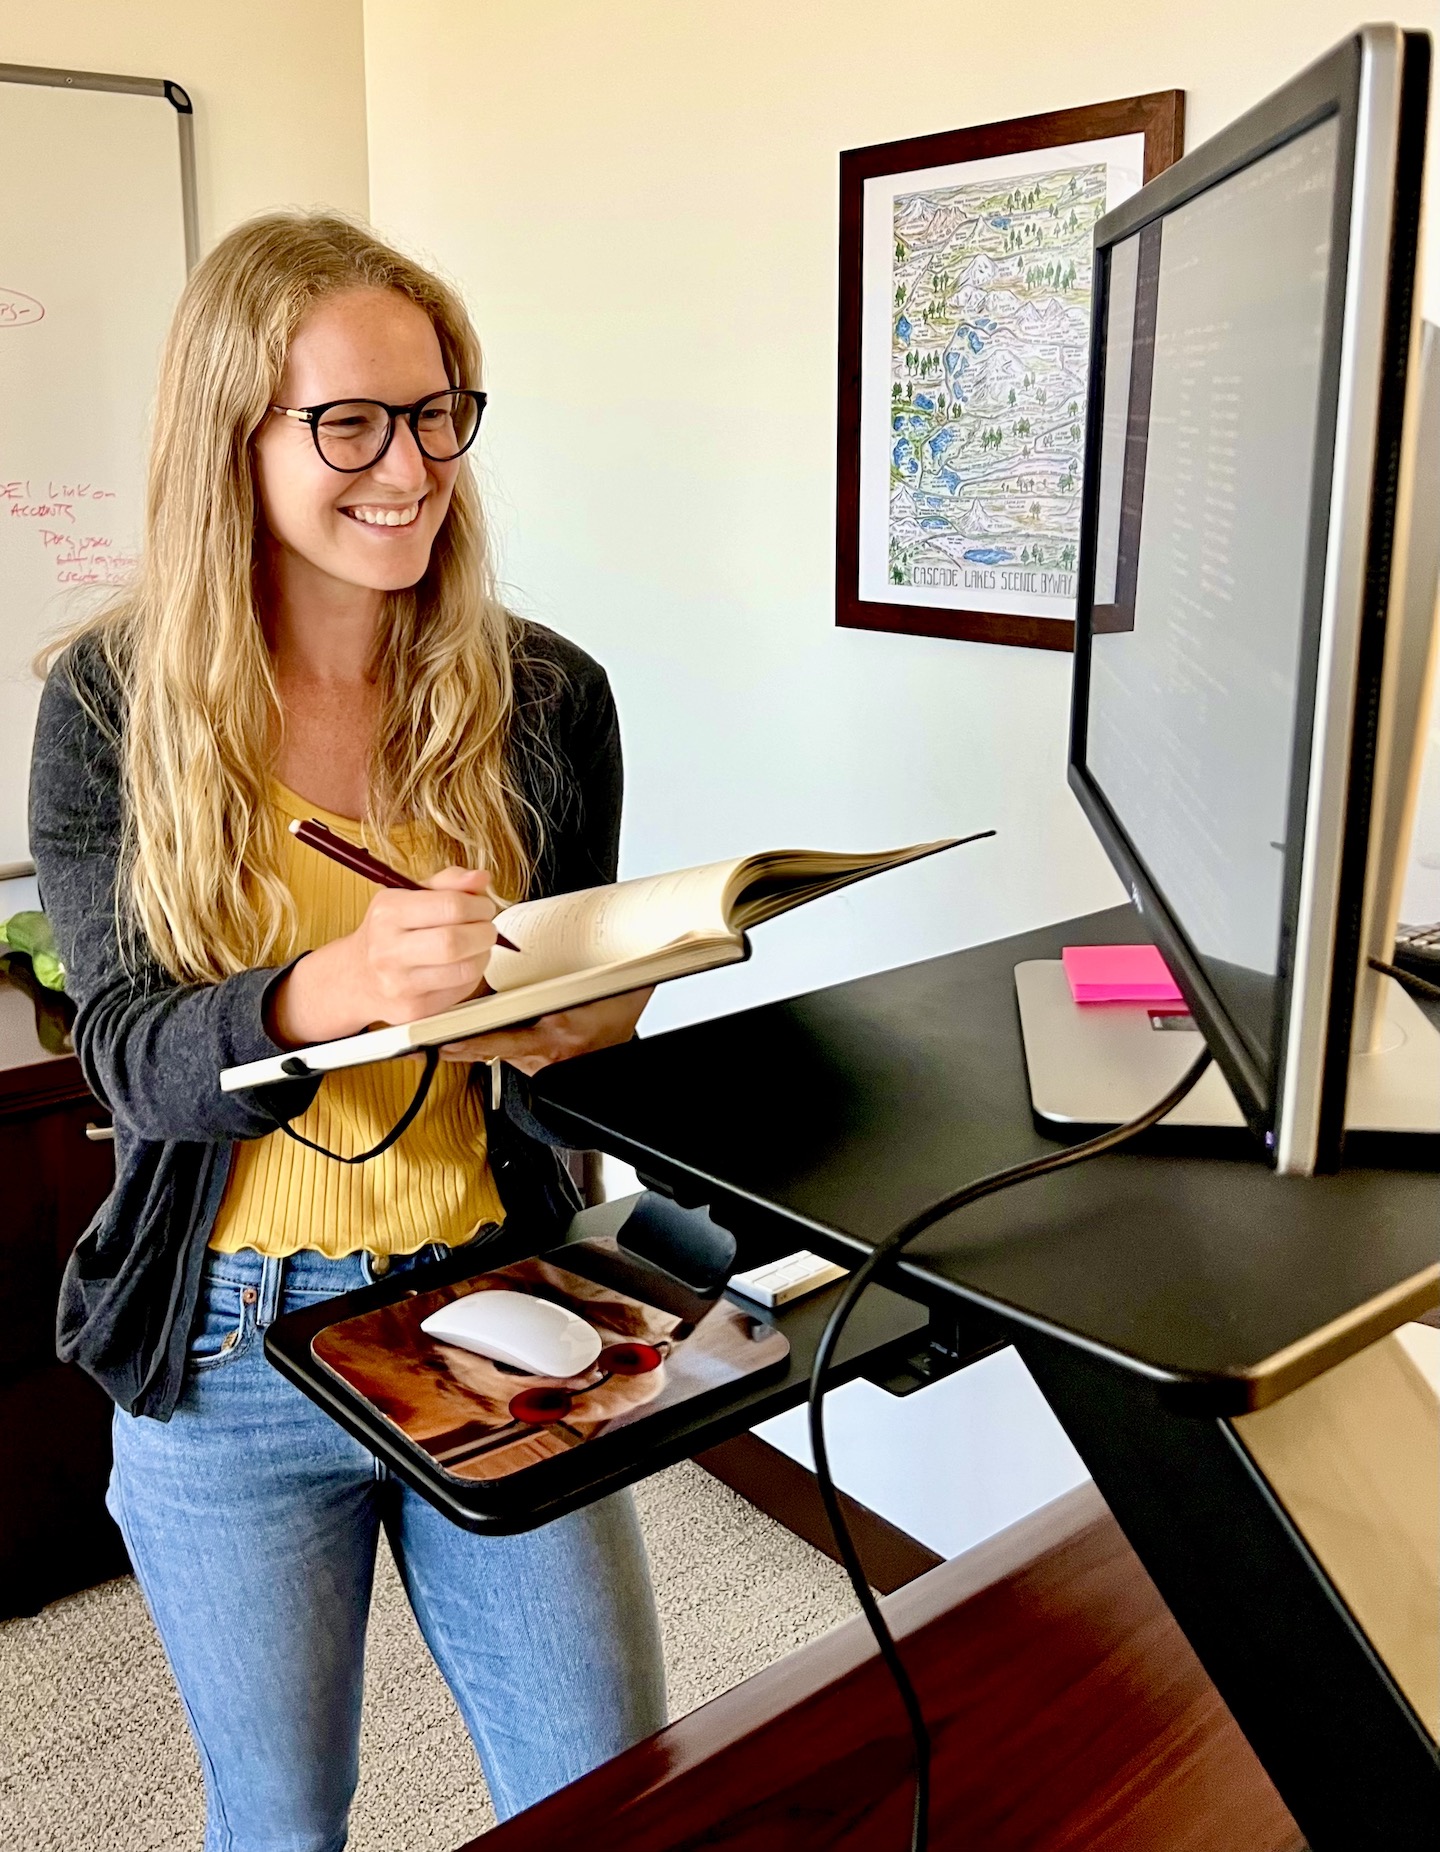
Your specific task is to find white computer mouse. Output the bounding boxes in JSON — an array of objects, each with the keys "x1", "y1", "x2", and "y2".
[{"x1": 420, "y1": 1290, "x2": 603, "y2": 1377}]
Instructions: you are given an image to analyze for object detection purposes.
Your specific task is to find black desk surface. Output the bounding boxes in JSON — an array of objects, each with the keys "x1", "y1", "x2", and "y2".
[{"x1": 534, "y1": 907, "x2": 1439, "y2": 1413}]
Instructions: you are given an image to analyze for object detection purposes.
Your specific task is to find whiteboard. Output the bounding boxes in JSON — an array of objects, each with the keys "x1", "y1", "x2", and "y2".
[{"x1": 0, "y1": 67, "x2": 195, "y2": 873}]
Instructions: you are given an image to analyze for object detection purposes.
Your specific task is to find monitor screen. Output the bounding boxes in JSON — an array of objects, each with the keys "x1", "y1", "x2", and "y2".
[{"x1": 1080, "y1": 116, "x2": 1341, "y2": 1083}]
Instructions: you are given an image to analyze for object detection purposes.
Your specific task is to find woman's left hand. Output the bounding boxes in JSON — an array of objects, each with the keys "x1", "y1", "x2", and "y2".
[{"x1": 439, "y1": 986, "x2": 655, "y2": 1076}]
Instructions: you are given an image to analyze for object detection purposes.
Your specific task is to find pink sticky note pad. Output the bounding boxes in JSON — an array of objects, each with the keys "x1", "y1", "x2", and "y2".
[{"x1": 1062, "y1": 943, "x2": 1184, "y2": 1005}]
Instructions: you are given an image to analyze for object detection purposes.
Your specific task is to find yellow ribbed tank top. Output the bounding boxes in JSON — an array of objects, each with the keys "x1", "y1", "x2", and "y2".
[{"x1": 208, "y1": 783, "x2": 505, "y2": 1259}]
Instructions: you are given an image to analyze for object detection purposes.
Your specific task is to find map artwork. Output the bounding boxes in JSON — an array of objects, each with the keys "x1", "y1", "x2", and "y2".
[{"x1": 887, "y1": 163, "x2": 1106, "y2": 604}]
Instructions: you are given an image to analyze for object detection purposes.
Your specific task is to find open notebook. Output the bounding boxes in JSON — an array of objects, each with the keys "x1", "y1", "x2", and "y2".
[{"x1": 221, "y1": 830, "x2": 991, "y2": 1092}]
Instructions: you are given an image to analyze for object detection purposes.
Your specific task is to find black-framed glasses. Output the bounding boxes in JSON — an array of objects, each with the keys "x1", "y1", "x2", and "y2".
[{"x1": 269, "y1": 388, "x2": 486, "y2": 473}]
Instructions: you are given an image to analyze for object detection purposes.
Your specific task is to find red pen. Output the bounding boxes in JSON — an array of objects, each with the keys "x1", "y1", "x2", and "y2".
[{"x1": 288, "y1": 817, "x2": 520, "y2": 952}]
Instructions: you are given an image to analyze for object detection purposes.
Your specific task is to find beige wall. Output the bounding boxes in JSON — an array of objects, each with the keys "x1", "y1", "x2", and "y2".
[
  {"x1": 364, "y1": 1, "x2": 1440, "y2": 1032},
  {"x1": 2, "y1": 1, "x2": 369, "y2": 250}
]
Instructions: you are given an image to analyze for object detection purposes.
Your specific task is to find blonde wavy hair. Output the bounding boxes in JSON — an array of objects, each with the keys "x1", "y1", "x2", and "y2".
[{"x1": 60, "y1": 211, "x2": 536, "y2": 985}]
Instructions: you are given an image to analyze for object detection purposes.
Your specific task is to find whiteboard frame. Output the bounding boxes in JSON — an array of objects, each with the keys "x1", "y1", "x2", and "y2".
[
  {"x1": 0, "y1": 62, "x2": 197, "y2": 878},
  {"x1": 0, "y1": 64, "x2": 197, "y2": 270}
]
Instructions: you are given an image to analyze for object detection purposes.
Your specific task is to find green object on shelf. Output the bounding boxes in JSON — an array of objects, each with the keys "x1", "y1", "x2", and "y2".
[{"x1": 0, "y1": 910, "x2": 66, "y2": 991}]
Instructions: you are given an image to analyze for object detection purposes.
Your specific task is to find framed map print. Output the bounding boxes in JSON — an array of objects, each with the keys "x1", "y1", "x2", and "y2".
[{"x1": 836, "y1": 93, "x2": 1183, "y2": 651}]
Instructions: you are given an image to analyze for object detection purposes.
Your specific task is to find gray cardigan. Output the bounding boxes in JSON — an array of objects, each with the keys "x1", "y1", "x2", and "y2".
[{"x1": 29, "y1": 621, "x2": 622, "y2": 1420}]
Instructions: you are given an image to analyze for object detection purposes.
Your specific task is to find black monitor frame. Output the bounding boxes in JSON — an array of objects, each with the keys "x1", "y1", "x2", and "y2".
[{"x1": 1067, "y1": 27, "x2": 1430, "y2": 1170}]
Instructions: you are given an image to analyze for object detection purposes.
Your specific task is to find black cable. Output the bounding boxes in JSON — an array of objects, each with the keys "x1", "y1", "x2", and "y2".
[
  {"x1": 1369, "y1": 954, "x2": 1440, "y2": 1002},
  {"x1": 264, "y1": 1046, "x2": 441, "y2": 1163},
  {"x1": 806, "y1": 1045, "x2": 1214, "y2": 1852}
]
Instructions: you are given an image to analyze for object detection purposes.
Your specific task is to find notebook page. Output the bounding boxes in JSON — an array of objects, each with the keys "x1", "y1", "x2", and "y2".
[{"x1": 486, "y1": 860, "x2": 741, "y2": 992}]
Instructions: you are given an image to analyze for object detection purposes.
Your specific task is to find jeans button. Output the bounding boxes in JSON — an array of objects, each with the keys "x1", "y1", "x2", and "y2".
[
  {"x1": 372, "y1": 1254, "x2": 390, "y2": 1277},
  {"x1": 241, "y1": 1288, "x2": 258, "y2": 1305}
]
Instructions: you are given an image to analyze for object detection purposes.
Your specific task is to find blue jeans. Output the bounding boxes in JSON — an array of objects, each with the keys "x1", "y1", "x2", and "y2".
[{"x1": 108, "y1": 1243, "x2": 666, "y2": 1852}]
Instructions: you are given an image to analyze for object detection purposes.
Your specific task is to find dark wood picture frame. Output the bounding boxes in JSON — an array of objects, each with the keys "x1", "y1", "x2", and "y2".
[{"x1": 835, "y1": 92, "x2": 1184, "y2": 653}]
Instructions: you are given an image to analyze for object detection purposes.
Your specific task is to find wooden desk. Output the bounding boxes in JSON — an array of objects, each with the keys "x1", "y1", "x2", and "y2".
[
  {"x1": 0, "y1": 960, "x2": 125, "y2": 1615},
  {"x1": 472, "y1": 1483, "x2": 1303, "y2": 1852},
  {"x1": 533, "y1": 907, "x2": 1440, "y2": 1851}
]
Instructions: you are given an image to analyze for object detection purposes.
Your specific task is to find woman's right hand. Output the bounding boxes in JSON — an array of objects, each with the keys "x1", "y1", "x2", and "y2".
[{"x1": 267, "y1": 867, "x2": 499, "y2": 1049}]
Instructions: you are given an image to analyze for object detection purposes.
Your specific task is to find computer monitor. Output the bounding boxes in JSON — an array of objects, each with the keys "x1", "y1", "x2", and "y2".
[{"x1": 1049, "y1": 25, "x2": 1438, "y2": 1175}]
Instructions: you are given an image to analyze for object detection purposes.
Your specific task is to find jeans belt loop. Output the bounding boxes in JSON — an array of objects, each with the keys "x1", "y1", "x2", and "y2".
[{"x1": 256, "y1": 1253, "x2": 286, "y2": 1329}]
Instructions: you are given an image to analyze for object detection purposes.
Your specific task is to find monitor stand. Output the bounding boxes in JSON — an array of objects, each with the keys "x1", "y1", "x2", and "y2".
[{"x1": 1015, "y1": 960, "x2": 1440, "y2": 1138}]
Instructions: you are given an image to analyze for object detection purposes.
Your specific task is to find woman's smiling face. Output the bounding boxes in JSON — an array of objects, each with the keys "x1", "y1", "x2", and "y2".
[{"x1": 253, "y1": 287, "x2": 463, "y2": 597}]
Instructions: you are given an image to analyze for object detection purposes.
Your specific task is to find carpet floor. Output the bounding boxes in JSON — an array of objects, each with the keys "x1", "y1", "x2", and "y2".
[{"x1": 0, "y1": 1461, "x2": 855, "y2": 1851}]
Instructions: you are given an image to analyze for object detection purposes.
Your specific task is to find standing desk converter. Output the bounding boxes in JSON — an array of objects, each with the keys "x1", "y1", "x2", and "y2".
[{"x1": 532, "y1": 905, "x2": 1440, "y2": 1852}]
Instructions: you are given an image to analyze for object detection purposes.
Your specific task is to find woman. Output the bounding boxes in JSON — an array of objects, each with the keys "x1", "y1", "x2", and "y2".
[{"x1": 28, "y1": 211, "x2": 665, "y2": 1849}]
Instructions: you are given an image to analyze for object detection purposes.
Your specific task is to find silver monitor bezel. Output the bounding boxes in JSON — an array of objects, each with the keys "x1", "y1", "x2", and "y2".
[{"x1": 1067, "y1": 24, "x2": 1429, "y2": 1174}]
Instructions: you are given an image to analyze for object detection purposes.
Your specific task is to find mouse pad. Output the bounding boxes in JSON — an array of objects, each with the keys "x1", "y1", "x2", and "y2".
[{"x1": 311, "y1": 1236, "x2": 790, "y2": 1484}]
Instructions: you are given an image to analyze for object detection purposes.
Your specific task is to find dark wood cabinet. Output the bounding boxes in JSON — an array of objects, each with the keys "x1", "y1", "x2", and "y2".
[{"x1": 0, "y1": 963, "x2": 128, "y2": 1617}]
